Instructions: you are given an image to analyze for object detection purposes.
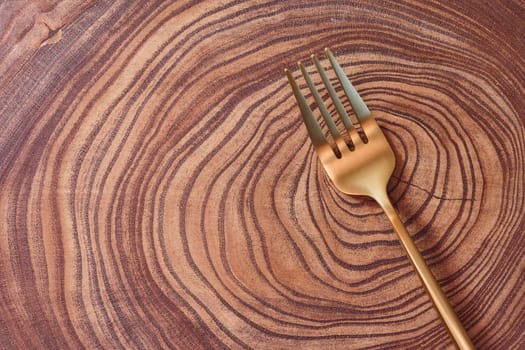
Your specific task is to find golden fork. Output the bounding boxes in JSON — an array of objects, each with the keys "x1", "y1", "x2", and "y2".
[{"x1": 285, "y1": 48, "x2": 474, "y2": 350}]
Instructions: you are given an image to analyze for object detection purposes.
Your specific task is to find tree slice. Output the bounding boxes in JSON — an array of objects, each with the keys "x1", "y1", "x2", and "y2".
[{"x1": 0, "y1": 1, "x2": 524, "y2": 349}]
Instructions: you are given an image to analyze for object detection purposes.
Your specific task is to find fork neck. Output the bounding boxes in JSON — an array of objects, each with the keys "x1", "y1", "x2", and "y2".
[{"x1": 370, "y1": 189, "x2": 397, "y2": 220}]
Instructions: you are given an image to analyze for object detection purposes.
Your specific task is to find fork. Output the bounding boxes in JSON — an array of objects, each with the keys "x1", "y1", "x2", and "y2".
[{"x1": 285, "y1": 48, "x2": 475, "y2": 350}]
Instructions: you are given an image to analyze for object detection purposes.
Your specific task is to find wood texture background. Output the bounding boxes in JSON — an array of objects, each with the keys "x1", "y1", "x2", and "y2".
[{"x1": 1, "y1": 1, "x2": 524, "y2": 349}]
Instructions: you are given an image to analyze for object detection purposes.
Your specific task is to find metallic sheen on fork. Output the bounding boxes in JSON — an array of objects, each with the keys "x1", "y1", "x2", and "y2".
[{"x1": 285, "y1": 48, "x2": 475, "y2": 350}]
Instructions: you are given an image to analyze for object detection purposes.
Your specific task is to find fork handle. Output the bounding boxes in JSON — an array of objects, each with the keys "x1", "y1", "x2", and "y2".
[{"x1": 376, "y1": 192, "x2": 475, "y2": 350}]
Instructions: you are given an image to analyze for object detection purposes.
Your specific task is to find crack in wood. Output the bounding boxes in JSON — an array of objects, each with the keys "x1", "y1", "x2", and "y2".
[{"x1": 391, "y1": 175, "x2": 477, "y2": 201}]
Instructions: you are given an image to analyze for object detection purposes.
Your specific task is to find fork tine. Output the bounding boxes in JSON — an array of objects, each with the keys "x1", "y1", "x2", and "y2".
[
  {"x1": 285, "y1": 68, "x2": 327, "y2": 149},
  {"x1": 311, "y1": 54, "x2": 355, "y2": 132},
  {"x1": 299, "y1": 63, "x2": 341, "y2": 140},
  {"x1": 312, "y1": 54, "x2": 362, "y2": 148},
  {"x1": 325, "y1": 48, "x2": 371, "y2": 122}
]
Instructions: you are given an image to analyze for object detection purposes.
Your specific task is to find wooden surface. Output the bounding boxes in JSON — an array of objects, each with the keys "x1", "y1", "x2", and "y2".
[{"x1": 1, "y1": 1, "x2": 524, "y2": 349}]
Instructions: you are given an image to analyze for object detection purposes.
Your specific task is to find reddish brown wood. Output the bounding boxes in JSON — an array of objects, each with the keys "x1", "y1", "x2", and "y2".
[{"x1": 0, "y1": 1, "x2": 524, "y2": 349}]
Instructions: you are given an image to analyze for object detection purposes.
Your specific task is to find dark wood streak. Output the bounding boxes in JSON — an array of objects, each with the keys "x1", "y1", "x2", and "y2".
[{"x1": 1, "y1": 0, "x2": 524, "y2": 349}]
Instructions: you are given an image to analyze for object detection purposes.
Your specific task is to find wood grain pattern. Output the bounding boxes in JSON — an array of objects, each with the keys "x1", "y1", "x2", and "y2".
[{"x1": 1, "y1": 1, "x2": 524, "y2": 349}]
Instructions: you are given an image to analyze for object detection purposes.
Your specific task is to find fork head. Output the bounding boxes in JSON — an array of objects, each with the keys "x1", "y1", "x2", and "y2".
[{"x1": 285, "y1": 48, "x2": 395, "y2": 200}]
